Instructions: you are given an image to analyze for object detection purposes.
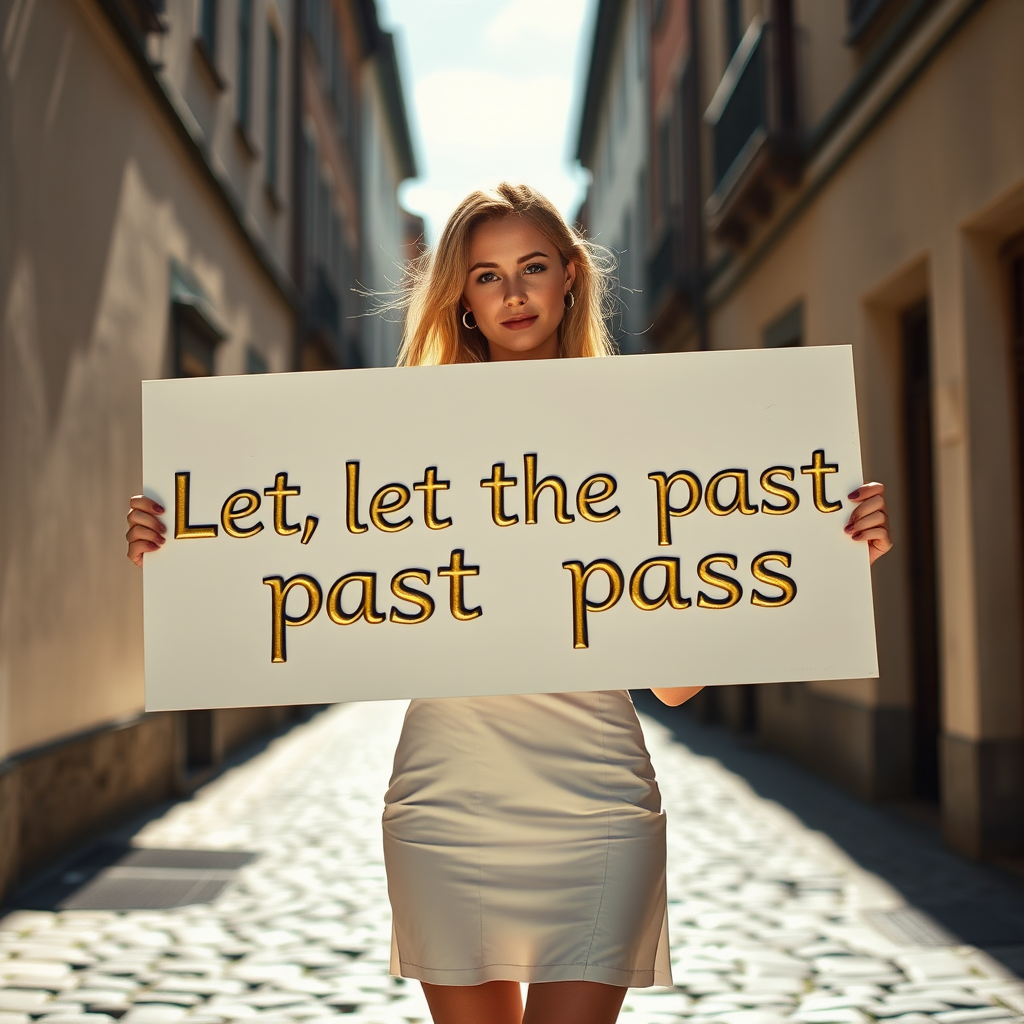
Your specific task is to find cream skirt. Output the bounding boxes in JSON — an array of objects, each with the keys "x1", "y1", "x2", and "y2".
[{"x1": 382, "y1": 690, "x2": 672, "y2": 987}]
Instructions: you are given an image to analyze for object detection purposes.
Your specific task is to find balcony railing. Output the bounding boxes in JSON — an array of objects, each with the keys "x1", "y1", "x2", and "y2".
[
  {"x1": 704, "y1": 12, "x2": 800, "y2": 244},
  {"x1": 710, "y1": 27, "x2": 768, "y2": 192}
]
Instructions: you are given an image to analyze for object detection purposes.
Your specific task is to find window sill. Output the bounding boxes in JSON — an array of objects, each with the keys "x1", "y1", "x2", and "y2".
[{"x1": 194, "y1": 38, "x2": 227, "y2": 92}]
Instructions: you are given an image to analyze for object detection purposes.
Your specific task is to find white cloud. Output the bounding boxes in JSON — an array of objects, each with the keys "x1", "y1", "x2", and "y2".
[
  {"x1": 402, "y1": 69, "x2": 587, "y2": 239},
  {"x1": 484, "y1": 0, "x2": 588, "y2": 44}
]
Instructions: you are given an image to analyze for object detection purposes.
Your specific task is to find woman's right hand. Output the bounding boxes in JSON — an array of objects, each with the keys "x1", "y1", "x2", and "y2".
[{"x1": 126, "y1": 495, "x2": 167, "y2": 567}]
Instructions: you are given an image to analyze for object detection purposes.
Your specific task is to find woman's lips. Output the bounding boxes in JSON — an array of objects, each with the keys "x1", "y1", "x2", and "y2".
[{"x1": 501, "y1": 315, "x2": 538, "y2": 331}]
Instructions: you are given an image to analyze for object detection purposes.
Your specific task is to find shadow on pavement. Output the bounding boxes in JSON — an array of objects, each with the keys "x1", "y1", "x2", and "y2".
[{"x1": 633, "y1": 690, "x2": 1024, "y2": 979}]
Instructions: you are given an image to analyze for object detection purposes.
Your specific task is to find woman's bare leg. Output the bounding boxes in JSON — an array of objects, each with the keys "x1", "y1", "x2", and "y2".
[
  {"x1": 523, "y1": 981, "x2": 627, "y2": 1024},
  {"x1": 421, "y1": 980, "x2": 523, "y2": 1024}
]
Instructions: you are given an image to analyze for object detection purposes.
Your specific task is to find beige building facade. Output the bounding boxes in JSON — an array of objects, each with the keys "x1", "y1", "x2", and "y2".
[
  {"x1": 579, "y1": 0, "x2": 1024, "y2": 859},
  {"x1": 700, "y1": 0, "x2": 1023, "y2": 858},
  {"x1": 0, "y1": 0, "x2": 300, "y2": 898}
]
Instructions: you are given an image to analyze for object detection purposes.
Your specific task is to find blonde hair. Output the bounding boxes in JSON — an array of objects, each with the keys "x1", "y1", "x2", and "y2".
[{"x1": 397, "y1": 182, "x2": 616, "y2": 367}]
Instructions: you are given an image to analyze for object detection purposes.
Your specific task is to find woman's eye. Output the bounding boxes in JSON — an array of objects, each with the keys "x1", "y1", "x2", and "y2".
[
  {"x1": 477, "y1": 271, "x2": 498, "y2": 284},
  {"x1": 524, "y1": 263, "x2": 546, "y2": 274}
]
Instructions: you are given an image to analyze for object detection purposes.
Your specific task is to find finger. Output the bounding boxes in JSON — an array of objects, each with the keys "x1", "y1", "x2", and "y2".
[
  {"x1": 847, "y1": 510, "x2": 888, "y2": 534},
  {"x1": 845, "y1": 495, "x2": 886, "y2": 528},
  {"x1": 127, "y1": 525, "x2": 165, "y2": 547},
  {"x1": 127, "y1": 508, "x2": 167, "y2": 534},
  {"x1": 129, "y1": 494, "x2": 166, "y2": 516},
  {"x1": 848, "y1": 481, "x2": 885, "y2": 502},
  {"x1": 127, "y1": 538, "x2": 160, "y2": 567},
  {"x1": 869, "y1": 536, "x2": 894, "y2": 565},
  {"x1": 852, "y1": 526, "x2": 893, "y2": 547}
]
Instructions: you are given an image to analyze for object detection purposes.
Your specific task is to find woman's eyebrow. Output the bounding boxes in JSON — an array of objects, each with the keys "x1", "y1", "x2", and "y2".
[{"x1": 467, "y1": 251, "x2": 549, "y2": 274}]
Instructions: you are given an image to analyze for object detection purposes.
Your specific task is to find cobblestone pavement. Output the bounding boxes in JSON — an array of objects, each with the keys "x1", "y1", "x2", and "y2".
[{"x1": 2, "y1": 701, "x2": 1023, "y2": 1024}]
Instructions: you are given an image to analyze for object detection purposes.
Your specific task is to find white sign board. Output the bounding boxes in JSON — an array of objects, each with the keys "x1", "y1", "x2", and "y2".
[{"x1": 143, "y1": 346, "x2": 877, "y2": 710}]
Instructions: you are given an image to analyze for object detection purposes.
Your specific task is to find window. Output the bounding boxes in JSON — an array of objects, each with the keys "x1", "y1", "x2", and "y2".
[
  {"x1": 170, "y1": 261, "x2": 226, "y2": 377},
  {"x1": 724, "y1": 0, "x2": 743, "y2": 60},
  {"x1": 266, "y1": 24, "x2": 280, "y2": 190},
  {"x1": 236, "y1": 0, "x2": 252, "y2": 132},
  {"x1": 174, "y1": 300, "x2": 226, "y2": 377},
  {"x1": 316, "y1": 174, "x2": 330, "y2": 267},
  {"x1": 763, "y1": 301, "x2": 803, "y2": 347},
  {"x1": 198, "y1": 0, "x2": 218, "y2": 59},
  {"x1": 659, "y1": 118, "x2": 671, "y2": 213},
  {"x1": 246, "y1": 346, "x2": 269, "y2": 374},
  {"x1": 304, "y1": 131, "x2": 318, "y2": 267},
  {"x1": 306, "y1": 0, "x2": 321, "y2": 52}
]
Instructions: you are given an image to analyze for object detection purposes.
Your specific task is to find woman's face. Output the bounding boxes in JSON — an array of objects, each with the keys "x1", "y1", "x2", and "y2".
[{"x1": 462, "y1": 215, "x2": 576, "y2": 361}]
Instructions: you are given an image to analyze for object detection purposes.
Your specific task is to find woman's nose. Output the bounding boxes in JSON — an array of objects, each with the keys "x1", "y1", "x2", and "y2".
[{"x1": 503, "y1": 285, "x2": 526, "y2": 306}]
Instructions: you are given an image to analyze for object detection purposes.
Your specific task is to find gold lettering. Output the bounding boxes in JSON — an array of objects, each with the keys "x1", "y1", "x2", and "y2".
[
  {"x1": 345, "y1": 461, "x2": 369, "y2": 534},
  {"x1": 262, "y1": 574, "x2": 322, "y2": 663},
  {"x1": 760, "y1": 467, "x2": 800, "y2": 515},
  {"x1": 696, "y1": 553, "x2": 743, "y2": 609},
  {"x1": 524, "y1": 453, "x2": 574, "y2": 525},
  {"x1": 175, "y1": 472, "x2": 218, "y2": 539},
  {"x1": 648, "y1": 471, "x2": 701, "y2": 546},
  {"x1": 560, "y1": 559, "x2": 624, "y2": 649},
  {"x1": 414, "y1": 466, "x2": 453, "y2": 530},
  {"x1": 705, "y1": 469, "x2": 758, "y2": 516},
  {"x1": 577, "y1": 474, "x2": 620, "y2": 523},
  {"x1": 369, "y1": 484, "x2": 413, "y2": 533},
  {"x1": 629, "y1": 557, "x2": 691, "y2": 611},
  {"x1": 300, "y1": 515, "x2": 318, "y2": 545},
  {"x1": 264, "y1": 472, "x2": 301, "y2": 536},
  {"x1": 751, "y1": 551, "x2": 797, "y2": 607},
  {"x1": 221, "y1": 489, "x2": 262, "y2": 539},
  {"x1": 437, "y1": 549, "x2": 482, "y2": 621},
  {"x1": 480, "y1": 462, "x2": 519, "y2": 526},
  {"x1": 800, "y1": 449, "x2": 843, "y2": 512},
  {"x1": 390, "y1": 569, "x2": 435, "y2": 624},
  {"x1": 327, "y1": 573, "x2": 386, "y2": 625}
]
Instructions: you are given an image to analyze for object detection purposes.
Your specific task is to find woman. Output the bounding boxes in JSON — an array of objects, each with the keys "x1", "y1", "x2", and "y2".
[{"x1": 127, "y1": 183, "x2": 893, "y2": 1024}]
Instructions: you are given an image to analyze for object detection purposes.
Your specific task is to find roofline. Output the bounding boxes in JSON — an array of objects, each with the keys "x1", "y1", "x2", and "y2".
[
  {"x1": 355, "y1": 0, "x2": 417, "y2": 181},
  {"x1": 374, "y1": 31, "x2": 418, "y2": 180},
  {"x1": 575, "y1": 0, "x2": 626, "y2": 166}
]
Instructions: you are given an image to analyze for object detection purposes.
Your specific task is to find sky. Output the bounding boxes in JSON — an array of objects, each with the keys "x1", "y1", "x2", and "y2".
[{"x1": 375, "y1": 0, "x2": 598, "y2": 243}]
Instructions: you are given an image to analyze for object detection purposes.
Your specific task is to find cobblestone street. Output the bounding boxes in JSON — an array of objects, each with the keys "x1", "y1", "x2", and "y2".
[{"x1": 2, "y1": 701, "x2": 1023, "y2": 1024}]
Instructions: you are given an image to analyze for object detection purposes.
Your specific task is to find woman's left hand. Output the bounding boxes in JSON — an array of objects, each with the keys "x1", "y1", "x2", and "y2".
[{"x1": 845, "y1": 482, "x2": 893, "y2": 565}]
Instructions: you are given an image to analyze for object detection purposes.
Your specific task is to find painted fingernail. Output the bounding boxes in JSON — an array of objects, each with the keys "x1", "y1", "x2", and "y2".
[
  {"x1": 844, "y1": 522, "x2": 855, "y2": 532},
  {"x1": 154, "y1": 504, "x2": 165, "y2": 514},
  {"x1": 848, "y1": 489, "x2": 860, "y2": 500},
  {"x1": 852, "y1": 532, "x2": 862, "y2": 541}
]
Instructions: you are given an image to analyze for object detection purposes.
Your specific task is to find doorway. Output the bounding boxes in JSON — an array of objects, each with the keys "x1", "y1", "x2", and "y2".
[{"x1": 901, "y1": 301, "x2": 941, "y2": 800}]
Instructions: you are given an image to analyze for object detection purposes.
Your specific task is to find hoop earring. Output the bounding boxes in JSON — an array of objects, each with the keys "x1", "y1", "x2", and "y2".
[
  {"x1": 462, "y1": 309, "x2": 477, "y2": 330},
  {"x1": 564, "y1": 291, "x2": 575, "y2": 309}
]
